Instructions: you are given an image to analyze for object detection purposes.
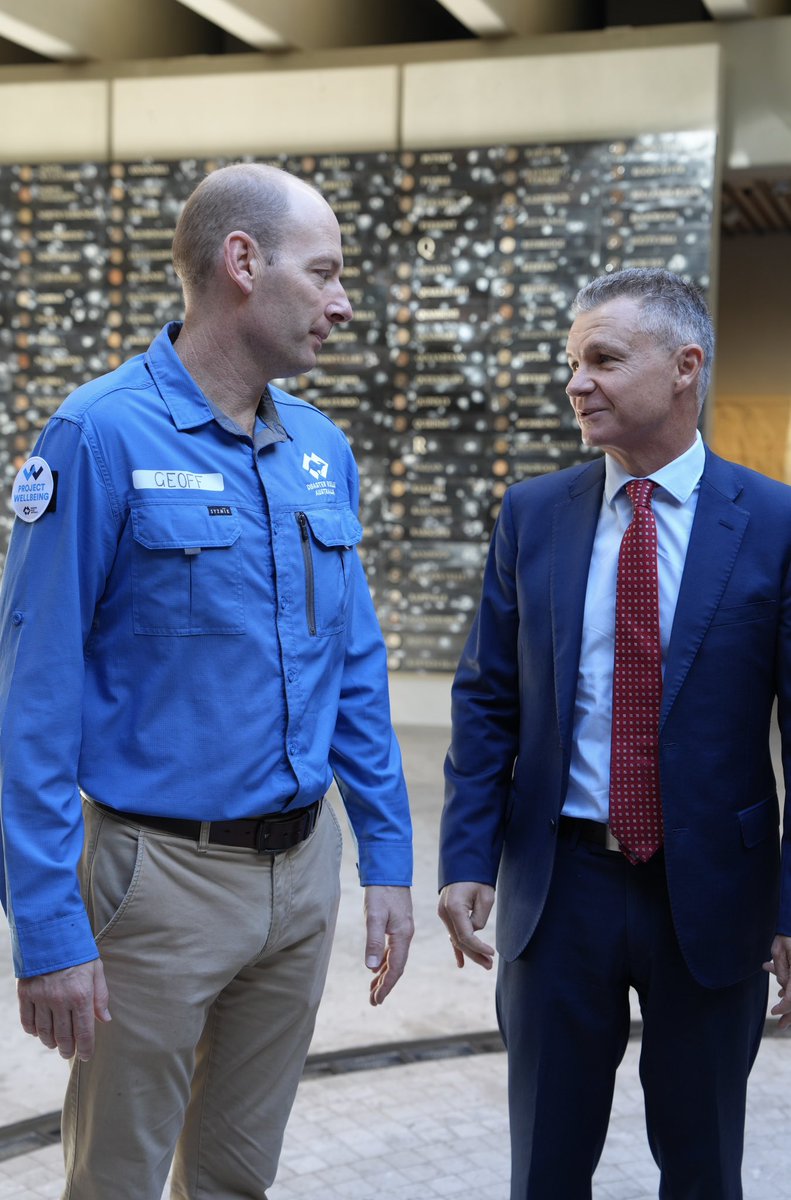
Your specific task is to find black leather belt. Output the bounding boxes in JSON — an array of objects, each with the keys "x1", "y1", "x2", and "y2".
[
  {"x1": 93, "y1": 798, "x2": 323, "y2": 854},
  {"x1": 559, "y1": 815, "x2": 621, "y2": 852}
]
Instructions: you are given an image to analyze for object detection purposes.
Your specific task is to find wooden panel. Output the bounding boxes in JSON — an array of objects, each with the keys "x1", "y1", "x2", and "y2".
[{"x1": 711, "y1": 395, "x2": 791, "y2": 482}]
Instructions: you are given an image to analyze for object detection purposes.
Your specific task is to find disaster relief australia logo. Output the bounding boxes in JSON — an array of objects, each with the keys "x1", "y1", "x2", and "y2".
[
  {"x1": 12, "y1": 457, "x2": 54, "y2": 524},
  {"x1": 302, "y1": 452, "x2": 336, "y2": 498}
]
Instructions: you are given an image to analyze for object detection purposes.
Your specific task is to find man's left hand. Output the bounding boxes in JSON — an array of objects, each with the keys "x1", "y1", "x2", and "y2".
[
  {"x1": 763, "y1": 933, "x2": 791, "y2": 1029},
  {"x1": 363, "y1": 885, "x2": 414, "y2": 1006}
]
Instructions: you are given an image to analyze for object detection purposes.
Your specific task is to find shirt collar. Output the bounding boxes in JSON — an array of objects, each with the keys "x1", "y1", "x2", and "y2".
[
  {"x1": 145, "y1": 322, "x2": 287, "y2": 444},
  {"x1": 205, "y1": 390, "x2": 288, "y2": 448},
  {"x1": 604, "y1": 430, "x2": 705, "y2": 506},
  {"x1": 145, "y1": 322, "x2": 215, "y2": 430}
]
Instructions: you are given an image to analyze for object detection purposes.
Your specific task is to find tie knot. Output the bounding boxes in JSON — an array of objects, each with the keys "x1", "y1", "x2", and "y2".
[{"x1": 626, "y1": 478, "x2": 656, "y2": 512}]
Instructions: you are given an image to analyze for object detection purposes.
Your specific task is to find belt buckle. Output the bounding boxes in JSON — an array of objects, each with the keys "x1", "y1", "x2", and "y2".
[
  {"x1": 254, "y1": 811, "x2": 303, "y2": 854},
  {"x1": 255, "y1": 819, "x2": 276, "y2": 854},
  {"x1": 605, "y1": 825, "x2": 620, "y2": 853},
  {"x1": 254, "y1": 801, "x2": 319, "y2": 855}
]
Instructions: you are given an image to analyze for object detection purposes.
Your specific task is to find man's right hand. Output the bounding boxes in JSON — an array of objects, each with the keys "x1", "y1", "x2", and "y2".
[
  {"x1": 438, "y1": 881, "x2": 496, "y2": 970},
  {"x1": 18, "y1": 959, "x2": 111, "y2": 1061}
]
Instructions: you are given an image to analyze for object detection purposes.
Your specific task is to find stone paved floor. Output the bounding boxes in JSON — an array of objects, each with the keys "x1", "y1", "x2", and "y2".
[
  {"x1": 2, "y1": 723, "x2": 791, "y2": 1198},
  {"x1": 3, "y1": 1037, "x2": 791, "y2": 1199},
  {"x1": 268, "y1": 1035, "x2": 791, "y2": 1200}
]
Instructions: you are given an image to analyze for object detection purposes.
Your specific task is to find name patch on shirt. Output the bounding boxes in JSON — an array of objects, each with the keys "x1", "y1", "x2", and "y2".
[
  {"x1": 208, "y1": 506, "x2": 233, "y2": 516},
  {"x1": 132, "y1": 470, "x2": 224, "y2": 492}
]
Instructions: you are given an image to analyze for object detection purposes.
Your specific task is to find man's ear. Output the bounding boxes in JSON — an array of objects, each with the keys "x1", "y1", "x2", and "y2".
[
  {"x1": 223, "y1": 230, "x2": 257, "y2": 296},
  {"x1": 675, "y1": 343, "x2": 704, "y2": 394}
]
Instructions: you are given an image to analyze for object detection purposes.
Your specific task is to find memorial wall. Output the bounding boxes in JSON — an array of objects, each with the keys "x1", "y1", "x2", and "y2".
[{"x1": 0, "y1": 131, "x2": 716, "y2": 671}]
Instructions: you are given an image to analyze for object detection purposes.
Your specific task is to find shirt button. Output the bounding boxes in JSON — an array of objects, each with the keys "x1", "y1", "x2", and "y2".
[
  {"x1": 11, "y1": 611, "x2": 23, "y2": 626},
  {"x1": 288, "y1": 742, "x2": 297, "y2": 756},
  {"x1": 287, "y1": 668, "x2": 296, "y2": 682},
  {"x1": 280, "y1": 597, "x2": 288, "y2": 610}
]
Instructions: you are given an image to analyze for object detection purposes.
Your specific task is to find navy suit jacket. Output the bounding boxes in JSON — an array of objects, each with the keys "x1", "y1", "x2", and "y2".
[{"x1": 439, "y1": 447, "x2": 791, "y2": 989}]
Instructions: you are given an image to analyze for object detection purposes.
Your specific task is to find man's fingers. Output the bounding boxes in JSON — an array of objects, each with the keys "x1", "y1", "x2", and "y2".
[
  {"x1": 449, "y1": 931, "x2": 495, "y2": 970},
  {"x1": 92, "y1": 960, "x2": 112, "y2": 1024},
  {"x1": 52, "y1": 1010, "x2": 77, "y2": 1060},
  {"x1": 72, "y1": 1004, "x2": 97, "y2": 1061},
  {"x1": 769, "y1": 934, "x2": 791, "y2": 990},
  {"x1": 17, "y1": 960, "x2": 109, "y2": 1060},
  {"x1": 363, "y1": 888, "x2": 390, "y2": 969},
  {"x1": 364, "y1": 921, "x2": 385, "y2": 971},
  {"x1": 771, "y1": 997, "x2": 791, "y2": 1030},
  {"x1": 438, "y1": 882, "x2": 496, "y2": 970},
  {"x1": 363, "y1": 886, "x2": 414, "y2": 1004},
  {"x1": 18, "y1": 993, "x2": 36, "y2": 1038},
  {"x1": 442, "y1": 908, "x2": 495, "y2": 969},
  {"x1": 369, "y1": 957, "x2": 394, "y2": 1006},
  {"x1": 369, "y1": 927, "x2": 412, "y2": 1006},
  {"x1": 468, "y1": 894, "x2": 493, "y2": 934},
  {"x1": 34, "y1": 1008, "x2": 58, "y2": 1051},
  {"x1": 382, "y1": 927, "x2": 411, "y2": 984},
  {"x1": 449, "y1": 941, "x2": 465, "y2": 970},
  {"x1": 770, "y1": 950, "x2": 791, "y2": 1031},
  {"x1": 73, "y1": 960, "x2": 110, "y2": 1059}
]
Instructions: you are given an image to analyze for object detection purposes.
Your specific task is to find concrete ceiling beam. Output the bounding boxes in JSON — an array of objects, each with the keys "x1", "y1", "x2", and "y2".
[
  {"x1": 435, "y1": 0, "x2": 596, "y2": 37},
  {"x1": 0, "y1": 0, "x2": 215, "y2": 62},
  {"x1": 175, "y1": 0, "x2": 437, "y2": 51},
  {"x1": 702, "y1": 0, "x2": 791, "y2": 17}
]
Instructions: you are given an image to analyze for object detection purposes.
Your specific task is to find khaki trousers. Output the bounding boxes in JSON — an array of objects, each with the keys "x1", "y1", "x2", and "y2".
[{"x1": 62, "y1": 797, "x2": 342, "y2": 1200}]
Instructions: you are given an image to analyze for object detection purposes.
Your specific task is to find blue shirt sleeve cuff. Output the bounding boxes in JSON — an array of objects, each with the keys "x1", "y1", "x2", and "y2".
[
  {"x1": 13, "y1": 911, "x2": 98, "y2": 979},
  {"x1": 355, "y1": 840, "x2": 413, "y2": 887}
]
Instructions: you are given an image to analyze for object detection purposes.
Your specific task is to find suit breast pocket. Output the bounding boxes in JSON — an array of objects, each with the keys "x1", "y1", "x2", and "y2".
[
  {"x1": 130, "y1": 503, "x2": 245, "y2": 635},
  {"x1": 710, "y1": 600, "x2": 776, "y2": 627}
]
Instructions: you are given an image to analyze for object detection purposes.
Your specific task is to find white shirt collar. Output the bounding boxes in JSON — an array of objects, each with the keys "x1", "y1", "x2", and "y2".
[{"x1": 603, "y1": 430, "x2": 705, "y2": 507}]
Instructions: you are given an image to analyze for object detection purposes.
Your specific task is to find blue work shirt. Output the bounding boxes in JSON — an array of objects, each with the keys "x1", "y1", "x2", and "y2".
[{"x1": 0, "y1": 323, "x2": 412, "y2": 978}]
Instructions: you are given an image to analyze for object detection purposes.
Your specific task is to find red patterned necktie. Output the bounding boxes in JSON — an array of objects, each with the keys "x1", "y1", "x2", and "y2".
[{"x1": 609, "y1": 478, "x2": 664, "y2": 864}]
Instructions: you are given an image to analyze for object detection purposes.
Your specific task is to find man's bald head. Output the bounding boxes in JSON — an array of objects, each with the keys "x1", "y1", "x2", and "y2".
[{"x1": 172, "y1": 163, "x2": 319, "y2": 301}]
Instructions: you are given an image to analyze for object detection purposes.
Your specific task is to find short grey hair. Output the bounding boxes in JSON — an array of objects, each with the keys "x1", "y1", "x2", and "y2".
[
  {"x1": 172, "y1": 162, "x2": 292, "y2": 299},
  {"x1": 571, "y1": 267, "x2": 714, "y2": 409}
]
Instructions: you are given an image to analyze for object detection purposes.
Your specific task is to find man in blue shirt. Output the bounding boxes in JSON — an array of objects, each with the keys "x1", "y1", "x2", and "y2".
[
  {"x1": 0, "y1": 162, "x2": 414, "y2": 1198},
  {"x1": 438, "y1": 268, "x2": 791, "y2": 1198}
]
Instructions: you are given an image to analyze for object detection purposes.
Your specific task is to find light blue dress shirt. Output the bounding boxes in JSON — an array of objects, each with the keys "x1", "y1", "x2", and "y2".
[{"x1": 562, "y1": 432, "x2": 706, "y2": 823}]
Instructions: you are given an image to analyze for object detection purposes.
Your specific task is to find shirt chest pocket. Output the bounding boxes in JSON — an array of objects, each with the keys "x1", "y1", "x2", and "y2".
[
  {"x1": 130, "y1": 504, "x2": 244, "y2": 635},
  {"x1": 294, "y1": 507, "x2": 363, "y2": 637}
]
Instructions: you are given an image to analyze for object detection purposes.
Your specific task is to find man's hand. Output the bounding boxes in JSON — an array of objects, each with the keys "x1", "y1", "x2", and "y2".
[
  {"x1": 363, "y1": 885, "x2": 414, "y2": 1006},
  {"x1": 438, "y1": 881, "x2": 496, "y2": 970},
  {"x1": 18, "y1": 959, "x2": 111, "y2": 1061},
  {"x1": 764, "y1": 934, "x2": 791, "y2": 1030}
]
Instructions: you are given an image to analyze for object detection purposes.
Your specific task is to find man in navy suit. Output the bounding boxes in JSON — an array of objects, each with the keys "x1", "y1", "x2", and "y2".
[{"x1": 438, "y1": 267, "x2": 791, "y2": 1198}]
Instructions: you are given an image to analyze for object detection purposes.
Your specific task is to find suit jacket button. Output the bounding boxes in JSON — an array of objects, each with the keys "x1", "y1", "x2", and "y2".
[{"x1": 549, "y1": 818, "x2": 557, "y2": 831}]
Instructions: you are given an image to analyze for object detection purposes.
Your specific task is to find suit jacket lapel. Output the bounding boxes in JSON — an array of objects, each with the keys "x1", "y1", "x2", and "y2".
[
  {"x1": 661, "y1": 449, "x2": 749, "y2": 726},
  {"x1": 550, "y1": 458, "x2": 605, "y2": 745}
]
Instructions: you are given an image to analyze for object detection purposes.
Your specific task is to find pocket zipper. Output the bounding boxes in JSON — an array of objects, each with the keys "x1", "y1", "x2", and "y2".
[{"x1": 296, "y1": 512, "x2": 317, "y2": 636}]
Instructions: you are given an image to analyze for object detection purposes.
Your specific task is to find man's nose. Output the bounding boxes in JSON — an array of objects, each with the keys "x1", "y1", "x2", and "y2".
[
  {"x1": 328, "y1": 285, "x2": 353, "y2": 325},
  {"x1": 566, "y1": 369, "x2": 593, "y2": 397}
]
